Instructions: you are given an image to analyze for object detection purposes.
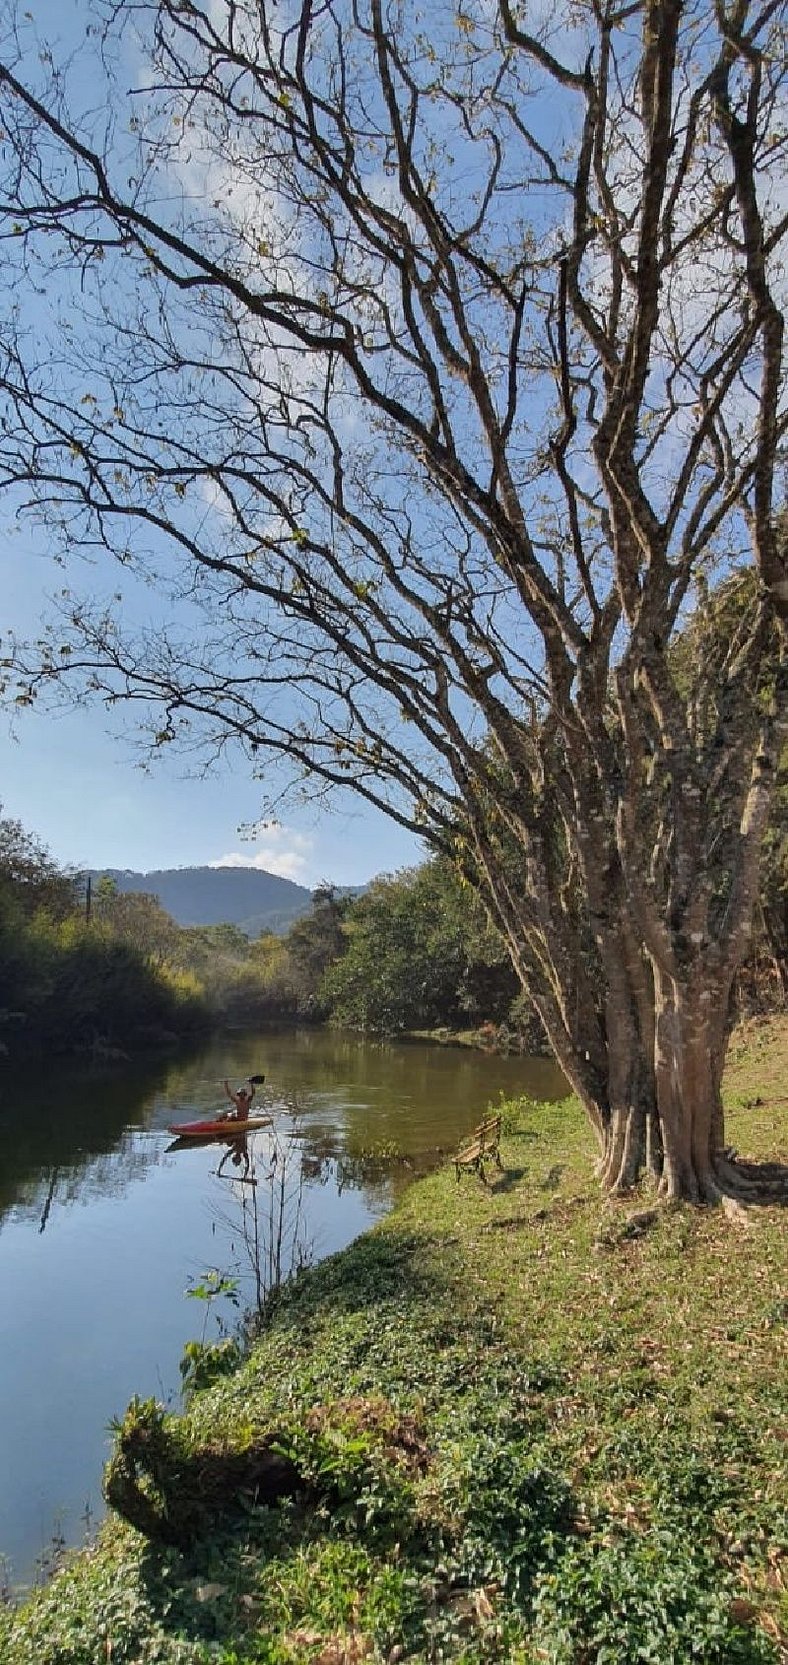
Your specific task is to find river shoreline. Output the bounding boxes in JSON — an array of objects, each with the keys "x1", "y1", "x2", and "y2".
[
  {"x1": 0, "y1": 1030, "x2": 565, "y2": 1595},
  {"x1": 2, "y1": 1016, "x2": 786, "y2": 1662}
]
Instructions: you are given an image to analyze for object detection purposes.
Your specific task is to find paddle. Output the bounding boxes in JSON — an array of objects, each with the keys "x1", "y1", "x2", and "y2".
[{"x1": 249, "y1": 1074, "x2": 266, "y2": 1085}]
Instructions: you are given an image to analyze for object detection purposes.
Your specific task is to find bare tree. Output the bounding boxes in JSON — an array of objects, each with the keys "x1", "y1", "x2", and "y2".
[{"x1": 0, "y1": 0, "x2": 786, "y2": 1200}]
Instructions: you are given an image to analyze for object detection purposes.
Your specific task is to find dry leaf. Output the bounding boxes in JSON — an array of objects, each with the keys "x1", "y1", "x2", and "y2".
[
  {"x1": 474, "y1": 1586, "x2": 495, "y2": 1620},
  {"x1": 729, "y1": 1598, "x2": 758, "y2": 1625}
]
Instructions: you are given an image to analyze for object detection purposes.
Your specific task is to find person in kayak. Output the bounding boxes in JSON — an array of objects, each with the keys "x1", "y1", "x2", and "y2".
[{"x1": 220, "y1": 1077, "x2": 256, "y2": 1123}]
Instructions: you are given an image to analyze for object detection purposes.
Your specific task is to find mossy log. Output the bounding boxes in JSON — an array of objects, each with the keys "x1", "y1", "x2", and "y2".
[
  {"x1": 103, "y1": 1397, "x2": 304, "y2": 1549},
  {"x1": 103, "y1": 1393, "x2": 429, "y2": 1550}
]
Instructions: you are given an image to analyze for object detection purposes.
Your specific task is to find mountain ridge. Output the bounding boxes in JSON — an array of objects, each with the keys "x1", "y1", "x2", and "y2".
[{"x1": 87, "y1": 864, "x2": 315, "y2": 937}]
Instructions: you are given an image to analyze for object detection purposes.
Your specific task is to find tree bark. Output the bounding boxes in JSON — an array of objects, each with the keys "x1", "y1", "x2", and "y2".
[{"x1": 653, "y1": 971, "x2": 720, "y2": 1201}]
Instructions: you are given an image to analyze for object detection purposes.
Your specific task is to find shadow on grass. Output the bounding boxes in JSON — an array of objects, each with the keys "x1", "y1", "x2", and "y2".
[
  {"x1": 729, "y1": 1157, "x2": 788, "y2": 1205},
  {"x1": 539, "y1": 1164, "x2": 565, "y2": 1190},
  {"x1": 132, "y1": 1515, "x2": 314, "y2": 1651},
  {"x1": 489, "y1": 1165, "x2": 529, "y2": 1194}
]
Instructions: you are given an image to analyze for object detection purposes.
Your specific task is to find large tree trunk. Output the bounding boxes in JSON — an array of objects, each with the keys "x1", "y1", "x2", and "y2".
[
  {"x1": 653, "y1": 969, "x2": 727, "y2": 1202},
  {"x1": 596, "y1": 954, "x2": 652, "y2": 1193},
  {"x1": 525, "y1": 911, "x2": 777, "y2": 1204},
  {"x1": 540, "y1": 976, "x2": 733, "y2": 1203}
]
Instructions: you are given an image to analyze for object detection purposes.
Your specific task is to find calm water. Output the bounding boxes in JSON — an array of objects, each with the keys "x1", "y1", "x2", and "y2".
[{"x1": 0, "y1": 1029, "x2": 565, "y2": 1588}]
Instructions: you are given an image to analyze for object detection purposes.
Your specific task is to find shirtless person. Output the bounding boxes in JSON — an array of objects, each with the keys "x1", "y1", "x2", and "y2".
[{"x1": 220, "y1": 1077, "x2": 256, "y2": 1122}]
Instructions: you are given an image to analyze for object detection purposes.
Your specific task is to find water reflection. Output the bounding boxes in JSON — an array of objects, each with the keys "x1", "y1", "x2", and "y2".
[
  {"x1": 207, "y1": 1123, "x2": 313, "y2": 1322},
  {"x1": 0, "y1": 1029, "x2": 566, "y2": 1588},
  {"x1": 0, "y1": 1053, "x2": 176, "y2": 1226}
]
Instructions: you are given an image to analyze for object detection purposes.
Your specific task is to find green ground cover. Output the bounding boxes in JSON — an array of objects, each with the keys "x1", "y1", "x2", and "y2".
[{"x1": 2, "y1": 1020, "x2": 787, "y2": 1664}]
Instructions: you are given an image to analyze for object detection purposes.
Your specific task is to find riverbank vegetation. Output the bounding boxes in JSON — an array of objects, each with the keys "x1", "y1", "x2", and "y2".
[
  {"x1": 2, "y1": 799, "x2": 786, "y2": 1065},
  {"x1": 0, "y1": 813, "x2": 207, "y2": 1060},
  {"x1": 0, "y1": 812, "x2": 543, "y2": 1058},
  {"x1": 1, "y1": 1016, "x2": 786, "y2": 1663}
]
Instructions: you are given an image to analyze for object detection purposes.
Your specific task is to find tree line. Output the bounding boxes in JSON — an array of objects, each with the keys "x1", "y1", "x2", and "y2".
[
  {"x1": 1, "y1": 798, "x2": 784, "y2": 1065},
  {"x1": 0, "y1": 812, "x2": 208, "y2": 1060},
  {"x1": 0, "y1": 816, "x2": 529, "y2": 1058}
]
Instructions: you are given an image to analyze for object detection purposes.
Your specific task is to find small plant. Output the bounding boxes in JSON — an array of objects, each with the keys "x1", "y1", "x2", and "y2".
[
  {"x1": 185, "y1": 1269, "x2": 241, "y2": 1323},
  {"x1": 180, "y1": 1268, "x2": 241, "y2": 1392},
  {"x1": 180, "y1": 1336, "x2": 243, "y2": 1398}
]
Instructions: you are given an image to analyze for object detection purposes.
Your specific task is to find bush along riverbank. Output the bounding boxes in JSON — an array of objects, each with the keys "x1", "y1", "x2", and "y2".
[{"x1": 2, "y1": 1019, "x2": 787, "y2": 1664}]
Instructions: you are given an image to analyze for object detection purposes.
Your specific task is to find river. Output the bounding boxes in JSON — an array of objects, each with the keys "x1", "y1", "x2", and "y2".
[{"x1": 0, "y1": 1028, "x2": 565, "y2": 1591}]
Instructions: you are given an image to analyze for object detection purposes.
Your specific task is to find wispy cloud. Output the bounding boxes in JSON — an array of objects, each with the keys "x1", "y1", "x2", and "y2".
[{"x1": 210, "y1": 825, "x2": 314, "y2": 883}]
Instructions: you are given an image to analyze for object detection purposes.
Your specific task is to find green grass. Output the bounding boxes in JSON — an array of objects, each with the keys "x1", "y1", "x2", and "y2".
[{"x1": 2, "y1": 1020, "x2": 786, "y2": 1663}]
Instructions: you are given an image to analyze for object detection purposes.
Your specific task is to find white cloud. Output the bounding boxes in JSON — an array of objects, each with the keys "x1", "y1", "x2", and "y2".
[{"x1": 210, "y1": 826, "x2": 314, "y2": 882}]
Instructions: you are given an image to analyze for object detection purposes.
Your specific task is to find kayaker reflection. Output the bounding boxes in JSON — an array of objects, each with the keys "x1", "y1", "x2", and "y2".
[
  {"x1": 216, "y1": 1135, "x2": 251, "y2": 1181},
  {"x1": 219, "y1": 1077, "x2": 256, "y2": 1123}
]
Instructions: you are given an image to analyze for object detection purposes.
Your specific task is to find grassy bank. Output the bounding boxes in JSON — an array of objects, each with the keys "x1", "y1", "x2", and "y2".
[{"x1": 2, "y1": 1020, "x2": 786, "y2": 1663}]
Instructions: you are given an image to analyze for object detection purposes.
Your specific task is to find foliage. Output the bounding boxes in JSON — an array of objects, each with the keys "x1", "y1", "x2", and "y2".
[
  {"x1": 283, "y1": 888, "x2": 351, "y2": 1017},
  {"x1": 0, "y1": 807, "x2": 79, "y2": 921},
  {"x1": 0, "y1": 813, "x2": 206, "y2": 1058},
  {"x1": 0, "y1": 813, "x2": 342, "y2": 1052},
  {"x1": 159, "y1": 872, "x2": 520, "y2": 1035},
  {"x1": 92, "y1": 878, "x2": 183, "y2": 965},
  {"x1": 321, "y1": 859, "x2": 520, "y2": 1036},
  {"x1": 180, "y1": 1337, "x2": 244, "y2": 1399},
  {"x1": 531, "y1": 1531, "x2": 775, "y2": 1664},
  {"x1": 180, "y1": 1271, "x2": 243, "y2": 1397},
  {"x1": 162, "y1": 891, "x2": 351, "y2": 1028}
]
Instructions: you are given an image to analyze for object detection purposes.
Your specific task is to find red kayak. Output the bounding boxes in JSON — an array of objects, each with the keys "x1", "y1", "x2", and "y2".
[{"x1": 167, "y1": 1115, "x2": 273, "y2": 1138}]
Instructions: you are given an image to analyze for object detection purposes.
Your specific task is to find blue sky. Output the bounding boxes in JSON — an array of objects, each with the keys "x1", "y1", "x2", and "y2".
[
  {"x1": 0, "y1": 0, "x2": 575, "y2": 890},
  {"x1": 0, "y1": 523, "x2": 424, "y2": 885},
  {"x1": 0, "y1": 689, "x2": 425, "y2": 886},
  {"x1": 0, "y1": 0, "x2": 432, "y2": 889}
]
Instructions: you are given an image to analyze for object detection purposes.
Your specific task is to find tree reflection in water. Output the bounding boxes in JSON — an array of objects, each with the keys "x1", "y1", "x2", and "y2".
[
  {"x1": 0, "y1": 1052, "x2": 177, "y2": 1228},
  {"x1": 208, "y1": 1119, "x2": 313, "y2": 1321}
]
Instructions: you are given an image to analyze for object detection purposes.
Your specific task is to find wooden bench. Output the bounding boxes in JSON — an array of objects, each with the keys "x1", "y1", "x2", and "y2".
[{"x1": 454, "y1": 1113, "x2": 503, "y2": 1183}]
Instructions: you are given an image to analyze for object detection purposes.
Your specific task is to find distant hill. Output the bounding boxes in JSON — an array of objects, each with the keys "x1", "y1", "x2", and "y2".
[{"x1": 87, "y1": 866, "x2": 315, "y2": 937}]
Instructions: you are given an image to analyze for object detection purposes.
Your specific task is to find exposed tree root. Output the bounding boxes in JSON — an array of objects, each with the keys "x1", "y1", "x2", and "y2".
[
  {"x1": 600, "y1": 1155, "x2": 788, "y2": 1209},
  {"x1": 720, "y1": 1195, "x2": 752, "y2": 1229}
]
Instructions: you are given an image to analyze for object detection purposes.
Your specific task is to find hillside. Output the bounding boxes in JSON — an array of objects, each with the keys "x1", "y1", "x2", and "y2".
[{"x1": 87, "y1": 865, "x2": 314, "y2": 937}]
